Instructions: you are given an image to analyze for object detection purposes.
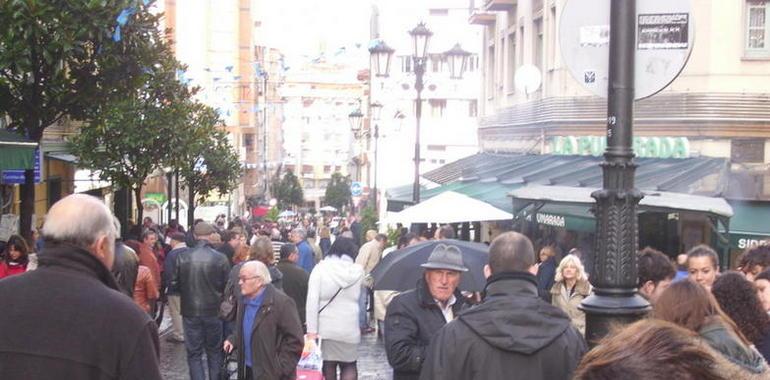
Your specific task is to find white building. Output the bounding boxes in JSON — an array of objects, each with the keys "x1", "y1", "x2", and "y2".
[{"x1": 370, "y1": 0, "x2": 483, "y2": 201}]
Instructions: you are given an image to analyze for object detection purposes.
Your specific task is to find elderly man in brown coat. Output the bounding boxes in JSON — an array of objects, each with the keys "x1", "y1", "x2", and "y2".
[{"x1": 224, "y1": 261, "x2": 303, "y2": 379}]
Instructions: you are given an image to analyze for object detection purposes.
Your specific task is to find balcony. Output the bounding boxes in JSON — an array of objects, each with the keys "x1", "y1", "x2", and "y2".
[
  {"x1": 469, "y1": 11, "x2": 496, "y2": 26},
  {"x1": 484, "y1": 0, "x2": 515, "y2": 12}
]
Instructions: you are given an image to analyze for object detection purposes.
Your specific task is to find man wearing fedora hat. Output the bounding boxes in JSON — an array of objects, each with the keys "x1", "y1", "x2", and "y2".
[{"x1": 384, "y1": 244, "x2": 470, "y2": 380}]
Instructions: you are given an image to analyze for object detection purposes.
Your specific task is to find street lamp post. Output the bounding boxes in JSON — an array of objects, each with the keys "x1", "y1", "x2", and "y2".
[
  {"x1": 370, "y1": 102, "x2": 383, "y2": 213},
  {"x1": 348, "y1": 107, "x2": 364, "y2": 182},
  {"x1": 580, "y1": 0, "x2": 650, "y2": 344},
  {"x1": 408, "y1": 23, "x2": 432, "y2": 204},
  {"x1": 369, "y1": 25, "x2": 470, "y2": 205},
  {"x1": 164, "y1": 167, "x2": 173, "y2": 225}
]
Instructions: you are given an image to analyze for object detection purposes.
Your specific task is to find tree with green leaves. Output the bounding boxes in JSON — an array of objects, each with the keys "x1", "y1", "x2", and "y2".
[
  {"x1": 271, "y1": 170, "x2": 304, "y2": 209},
  {"x1": 70, "y1": 42, "x2": 194, "y2": 223},
  {"x1": 173, "y1": 103, "x2": 241, "y2": 227},
  {"x1": 0, "y1": 0, "x2": 163, "y2": 241},
  {"x1": 324, "y1": 172, "x2": 352, "y2": 211}
]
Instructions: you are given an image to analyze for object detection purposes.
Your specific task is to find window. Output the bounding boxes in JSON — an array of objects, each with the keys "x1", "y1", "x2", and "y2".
[
  {"x1": 429, "y1": 8, "x2": 449, "y2": 16},
  {"x1": 486, "y1": 44, "x2": 495, "y2": 96},
  {"x1": 427, "y1": 145, "x2": 447, "y2": 151},
  {"x1": 548, "y1": 6, "x2": 557, "y2": 69},
  {"x1": 731, "y1": 139, "x2": 765, "y2": 163},
  {"x1": 302, "y1": 164, "x2": 313, "y2": 174},
  {"x1": 469, "y1": 99, "x2": 478, "y2": 117},
  {"x1": 323, "y1": 165, "x2": 331, "y2": 173},
  {"x1": 746, "y1": 1, "x2": 770, "y2": 57},
  {"x1": 467, "y1": 55, "x2": 479, "y2": 72},
  {"x1": 429, "y1": 99, "x2": 446, "y2": 118},
  {"x1": 400, "y1": 56, "x2": 412, "y2": 73},
  {"x1": 243, "y1": 133, "x2": 255, "y2": 149},
  {"x1": 507, "y1": 32, "x2": 517, "y2": 92},
  {"x1": 431, "y1": 55, "x2": 443, "y2": 73},
  {"x1": 534, "y1": 18, "x2": 544, "y2": 73}
]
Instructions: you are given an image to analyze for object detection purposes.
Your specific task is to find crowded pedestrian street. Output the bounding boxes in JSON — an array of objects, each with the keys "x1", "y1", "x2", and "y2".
[
  {"x1": 2, "y1": 0, "x2": 770, "y2": 379},
  {"x1": 158, "y1": 314, "x2": 393, "y2": 380}
]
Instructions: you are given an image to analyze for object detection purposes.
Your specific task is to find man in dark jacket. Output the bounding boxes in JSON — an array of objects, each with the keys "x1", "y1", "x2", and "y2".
[
  {"x1": 420, "y1": 232, "x2": 587, "y2": 380},
  {"x1": 164, "y1": 232, "x2": 188, "y2": 343},
  {"x1": 224, "y1": 261, "x2": 303, "y2": 379},
  {"x1": 172, "y1": 222, "x2": 231, "y2": 380},
  {"x1": 112, "y1": 238, "x2": 139, "y2": 298},
  {"x1": 385, "y1": 244, "x2": 470, "y2": 380},
  {"x1": 0, "y1": 194, "x2": 162, "y2": 379},
  {"x1": 276, "y1": 243, "x2": 309, "y2": 326}
]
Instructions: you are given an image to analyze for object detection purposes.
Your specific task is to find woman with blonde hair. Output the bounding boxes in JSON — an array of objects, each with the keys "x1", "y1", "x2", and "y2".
[{"x1": 551, "y1": 254, "x2": 591, "y2": 335}]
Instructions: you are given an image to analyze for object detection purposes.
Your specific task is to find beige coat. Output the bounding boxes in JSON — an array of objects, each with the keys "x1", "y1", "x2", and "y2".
[
  {"x1": 355, "y1": 239, "x2": 383, "y2": 275},
  {"x1": 551, "y1": 278, "x2": 591, "y2": 335}
]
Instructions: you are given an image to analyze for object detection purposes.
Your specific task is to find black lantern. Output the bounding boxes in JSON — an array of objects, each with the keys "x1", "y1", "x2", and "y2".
[
  {"x1": 369, "y1": 39, "x2": 395, "y2": 78},
  {"x1": 444, "y1": 43, "x2": 471, "y2": 79},
  {"x1": 348, "y1": 108, "x2": 364, "y2": 134},
  {"x1": 370, "y1": 102, "x2": 383, "y2": 121},
  {"x1": 408, "y1": 22, "x2": 433, "y2": 59}
]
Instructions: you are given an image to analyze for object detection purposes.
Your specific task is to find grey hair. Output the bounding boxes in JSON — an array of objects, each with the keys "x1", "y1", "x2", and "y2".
[
  {"x1": 241, "y1": 260, "x2": 272, "y2": 284},
  {"x1": 42, "y1": 194, "x2": 117, "y2": 249},
  {"x1": 291, "y1": 228, "x2": 306, "y2": 239}
]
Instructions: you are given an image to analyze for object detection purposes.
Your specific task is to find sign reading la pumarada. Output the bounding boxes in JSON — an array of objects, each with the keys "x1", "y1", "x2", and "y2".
[{"x1": 550, "y1": 136, "x2": 690, "y2": 158}]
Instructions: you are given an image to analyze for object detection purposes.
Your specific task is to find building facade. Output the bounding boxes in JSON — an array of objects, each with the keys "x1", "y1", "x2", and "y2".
[
  {"x1": 280, "y1": 61, "x2": 363, "y2": 209},
  {"x1": 371, "y1": 0, "x2": 483, "y2": 204},
  {"x1": 468, "y1": 0, "x2": 770, "y2": 262}
]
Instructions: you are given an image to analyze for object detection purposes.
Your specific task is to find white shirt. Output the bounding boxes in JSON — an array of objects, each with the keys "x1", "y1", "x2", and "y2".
[{"x1": 435, "y1": 294, "x2": 457, "y2": 323}]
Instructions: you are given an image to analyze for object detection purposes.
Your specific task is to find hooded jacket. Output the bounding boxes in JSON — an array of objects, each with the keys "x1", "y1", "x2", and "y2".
[
  {"x1": 420, "y1": 272, "x2": 587, "y2": 380},
  {"x1": 305, "y1": 254, "x2": 363, "y2": 344},
  {"x1": 385, "y1": 278, "x2": 468, "y2": 380}
]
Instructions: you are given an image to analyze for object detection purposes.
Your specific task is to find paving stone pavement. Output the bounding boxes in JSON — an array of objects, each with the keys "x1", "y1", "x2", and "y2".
[{"x1": 160, "y1": 319, "x2": 394, "y2": 380}]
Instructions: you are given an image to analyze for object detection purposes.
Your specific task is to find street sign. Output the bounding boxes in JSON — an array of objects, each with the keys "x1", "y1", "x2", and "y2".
[
  {"x1": 350, "y1": 181, "x2": 363, "y2": 197},
  {"x1": 559, "y1": 0, "x2": 694, "y2": 100},
  {"x1": 2, "y1": 148, "x2": 42, "y2": 184}
]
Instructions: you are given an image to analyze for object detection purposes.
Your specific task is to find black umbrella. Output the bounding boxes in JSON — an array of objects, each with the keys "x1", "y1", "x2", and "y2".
[{"x1": 371, "y1": 239, "x2": 489, "y2": 292}]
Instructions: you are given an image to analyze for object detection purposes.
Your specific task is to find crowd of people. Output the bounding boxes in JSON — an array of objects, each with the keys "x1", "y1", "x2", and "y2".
[{"x1": 1, "y1": 193, "x2": 770, "y2": 380}]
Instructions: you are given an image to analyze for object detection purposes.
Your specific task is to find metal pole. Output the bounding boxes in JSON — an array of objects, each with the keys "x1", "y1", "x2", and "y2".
[
  {"x1": 581, "y1": 0, "x2": 650, "y2": 345},
  {"x1": 413, "y1": 57, "x2": 424, "y2": 204},
  {"x1": 373, "y1": 124, "x2": 379, "y2": 213},
  {"x1": 175, "y1": 169, "x2": 180, "y2": 223},
  {"x1": 166, "y1": 171, "x2": 172, "y2": 226},
  {"x1": 263, "y1": 73, "x2": 269, "y2": 198}
]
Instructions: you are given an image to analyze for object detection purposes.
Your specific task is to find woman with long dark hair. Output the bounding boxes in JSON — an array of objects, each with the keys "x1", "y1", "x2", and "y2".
[
  {"x1": 711, "y1": 271, "x2": 770, "y2": 362},
  {"x1": 654, "y1": 280, "x2": 769, "y2": 377},
  {"x1": 0, "y1": 235, "x2": 30, "y2": 279}
]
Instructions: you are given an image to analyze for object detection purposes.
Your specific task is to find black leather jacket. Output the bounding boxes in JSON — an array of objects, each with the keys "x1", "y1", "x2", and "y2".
[{"x1": 171, "y1": 240, "x2": 231, "y2": 317}]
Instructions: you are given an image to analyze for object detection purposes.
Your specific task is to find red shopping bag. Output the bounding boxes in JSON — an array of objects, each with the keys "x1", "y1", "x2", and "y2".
[{"x1": 296, "y1": 335, "x2": 323, "y2": 379}]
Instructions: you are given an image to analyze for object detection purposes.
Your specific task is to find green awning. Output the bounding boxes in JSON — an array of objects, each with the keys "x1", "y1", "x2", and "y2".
[
  {"x1": 0, "y1": 130, "x2": 37, "y2": 171},
  {"x1": 727, "y1": 202, "x2": 770, "y2": 249}
]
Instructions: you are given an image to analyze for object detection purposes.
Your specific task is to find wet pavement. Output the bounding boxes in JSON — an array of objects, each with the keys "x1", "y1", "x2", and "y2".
[{"x1": 160, "y1": 316, "x2": 393, "y2": 380}]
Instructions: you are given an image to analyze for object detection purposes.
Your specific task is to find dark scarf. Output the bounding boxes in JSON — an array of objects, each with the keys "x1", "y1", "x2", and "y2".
[{"x1": 38, "y1": 243, "x2": 120, "y2": 291}]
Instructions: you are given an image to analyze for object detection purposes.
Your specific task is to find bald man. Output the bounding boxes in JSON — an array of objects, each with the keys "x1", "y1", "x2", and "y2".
[
  {"x1": 224, "y1": 261, "x2": 303, "y2": 380},
  {"x1": 0, "y1": 194, "x2": 162, "y2": 379},
  {"x1": 420, "y1": 232, "x2": 586, "y2": 380}
]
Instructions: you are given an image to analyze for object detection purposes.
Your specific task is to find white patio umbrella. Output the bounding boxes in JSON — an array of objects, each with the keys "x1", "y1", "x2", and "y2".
[
  {"x1": 319, "y1": 206, "x2": 337, "y2": 212},
  {"x1": 278, "y1": 210, "x2": 296, "y2": 218},
  {"x1": 383, "y1": 191, "x2": 512, "y2": 224}
]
